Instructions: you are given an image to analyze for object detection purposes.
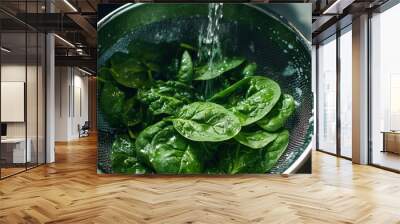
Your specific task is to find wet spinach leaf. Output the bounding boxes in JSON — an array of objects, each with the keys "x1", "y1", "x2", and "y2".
[
  {"x1": 177, "y1": 51, "x2": 193, "y2": 83},
  {"x1": 102, "y1": 41, "x2": 297, "y2": 174},
  {"x1": 150, "y1": 126, "x2": 204, "y2": 174},
  {"x1": 137, "y1": 81, "x2": 195, "y2": 115},
  {"x1": 173, "y1": 102, "x2": 241, "y2": 142},
  {"x1": 262, "y1": 129, "x2": 290, "y2": 172},
  {"x1": 100, "y1": 83, "x2": 141, "y2": 128},
  {"x1": 218, "y1": 142, "x2": 264, "y2": 174},
  {"x1": 111, "y1": 136, "x2": 150, "y2": 174},
  {"x1": 135, "y1": 121, "x2": 170, "y2": 167},
  {"x1": 257, "y1": 94, "x2": 295, "y2": 132},
  {"x1": 109, "y1": 52, "x2": 149, "y2": 89},
  {"x1": 210, "y1": 76, "x2": 281, "y2": 126},
  {"x1": 194, "y1": 57, "x2": 245, "y2": 80},
  {"x1": 234, "y1": 130, "x2": 278, "y2": 149},
  {"x1": 242, "y1": 62, "x2": 257, "y2": 77}
]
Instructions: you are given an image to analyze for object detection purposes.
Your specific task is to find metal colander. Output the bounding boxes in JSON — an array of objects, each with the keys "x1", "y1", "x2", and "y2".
[{"x1": 97, "y1": 3, "x2": 313, "y2": 174}]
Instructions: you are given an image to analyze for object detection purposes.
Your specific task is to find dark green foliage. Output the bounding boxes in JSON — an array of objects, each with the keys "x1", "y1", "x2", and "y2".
[
  {"x1": 149, "y1": 126, "x2": 204, "y2": 173},
  {"x1": 257, "y1": 94, "x2": 296, "y2": 132},
  {"x1": 217, "y1": 142, "x2": 264, "y2": 174},
  {"x1": 234, "y1": 130, "x2": 278, "y2": 149},
  {"x1": 210, "y1": 76, "x2": 281, "y2": 126},
  {"x1": 137, "y1": 81, "x2": 195, "y2": 115},
  {"x1": 242, "y1": 62, "x2": 257, "y2": 77},
  {"x1": 109, "y1": 52, "x2": 149, "y2": 88},
  {"x1": 135, "y1": 121, "x2": 170, "y2": 167},
  {"x1": 262, "y1": 129, "x2": 290, "y2": 172},
  {"x1": 110, "y1": 135, "x2": 150, "y2": 174},
  {"x1": 100, "y1": 83, "x2": 142, "y2": 128},
  {"x1": 177, "y1": 51, "x2": 193, "y2": 83},
  {"x1": 100, "y1": 42, "x2": 295, "y2": 174},
  {"x1": 173, "y1": 102, "x2": 241, "y2": 142},
  {"x1": 194, "y1": 57, "x2": 245, "y2": 80}
]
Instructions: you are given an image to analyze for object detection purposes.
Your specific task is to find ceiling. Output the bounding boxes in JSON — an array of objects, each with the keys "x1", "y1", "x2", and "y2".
[{"x1": 0, "y1": 0, "x2": 394, "y2": 72}]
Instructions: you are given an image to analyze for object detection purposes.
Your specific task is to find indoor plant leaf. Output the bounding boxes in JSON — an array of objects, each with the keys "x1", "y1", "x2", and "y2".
[
  {"x1": 257, "y1": 94, "x2": 296, "y2": 132},
  {"x1": 173, "y1": 102, "x2": 241, "y2": 142}
]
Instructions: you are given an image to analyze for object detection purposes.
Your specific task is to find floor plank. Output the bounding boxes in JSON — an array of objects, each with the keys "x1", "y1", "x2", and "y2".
[{"x1": 0, "y1": 135, "x2": 400, "y2": 224}]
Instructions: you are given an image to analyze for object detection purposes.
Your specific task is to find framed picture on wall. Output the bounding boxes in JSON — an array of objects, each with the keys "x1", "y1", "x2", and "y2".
[{"x1": 97, "y1": 3, "x2": 312, "y2": 175}]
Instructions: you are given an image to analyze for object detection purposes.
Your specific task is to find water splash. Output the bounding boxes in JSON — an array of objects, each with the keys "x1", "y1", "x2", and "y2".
[
  {"x1": 198, "y1": 3, "x2": 224, "y2": 98},
  {"x1": 198, "y1": 3, "x2": 224, "y2": 66}
]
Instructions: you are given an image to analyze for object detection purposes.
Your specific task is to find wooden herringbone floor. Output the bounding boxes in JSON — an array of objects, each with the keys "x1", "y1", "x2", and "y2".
[{"x1": 1, "y1": 135, "x2": 400, "y2": 224}]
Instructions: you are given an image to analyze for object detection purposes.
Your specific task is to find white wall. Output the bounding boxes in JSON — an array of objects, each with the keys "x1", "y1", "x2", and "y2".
[{"x1": 54, "y1": 66, "x2": 89, "y2": 141}]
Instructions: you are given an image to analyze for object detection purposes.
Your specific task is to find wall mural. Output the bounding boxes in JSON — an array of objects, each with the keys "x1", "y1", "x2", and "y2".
[{"x1": 97, "y1": 3, "x2": 312, "y2": 175}]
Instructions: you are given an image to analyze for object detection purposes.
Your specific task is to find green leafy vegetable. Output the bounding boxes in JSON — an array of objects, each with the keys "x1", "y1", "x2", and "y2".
[
  {"x1": 195, "y1": 57, "x2": 245, "y2": 80},
  {"x1": 149, "y1": 126, "x2": 204, "y2": 173},
  {"x1": 109, "y1": 52, "x2": 149, "y2": 88},
  {"x1": 177, "y1": 51, "x2": 193, "y2": 83},
  {"x1": 101, "y1": 44, "x2": 296, "y2": 174},
  {"x1": 100, "y1": 83, "x2": 141, "y2": 128},
  {"x1": 218, "y1": 142, "x2": 264, "y2": 174},
  {"x1": 210, "y1": 76, "x2": 281, "y2": 126},
  {"x1": 110, "y1": 136, "x2": 150, "y2": 174},
  {"x1": 257, "y1": 94, "x2": 295, "y2": 132},
  {"x1": 234, "y1": 130, "x2": 278, "y2": 149},
  {"x1": 138, "y1": 81, "x2": 196, "y2": 115},
  {"x1": 262, "y1": 129, "x2": 290, "y2": 172},
  {"x1": 242, "y1": 62, "x2": 257, "y2": 77},
  {"x1": 135, "y1": 121, "x2": 169, "y2": 166},
  {"x1": 173, "y1": 102, "x2": 241, "y2": 142}
]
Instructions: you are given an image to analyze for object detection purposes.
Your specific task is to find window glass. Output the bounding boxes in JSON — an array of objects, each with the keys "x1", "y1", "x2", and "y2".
[
  {"x1": 339, "y1": 28, "x2": 352, "y2": 158},
  {"x1": 317, "y1": 35, "x2": 337, "y2": 154},
  {"x1": 371, "y1": 4, "x2": 400, "y2": 171}
]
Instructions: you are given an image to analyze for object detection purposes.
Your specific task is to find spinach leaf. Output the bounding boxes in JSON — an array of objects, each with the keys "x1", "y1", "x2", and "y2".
[
  {"x1": 150, "y1": 126, "x2": 204, "y2": 174},
  {"x1": 97, "y1": 67, "x2": 113, "y2": 83},
  {"x1": 137, "y1": 81, "x2": 195, "y2": 115},
  {"x1": 257, "y1": 94, "x2": 295, "y2": 132},
  {"x1": 100, "y1": 83, "x2": 124, "y2": 127},
  {"x1": 112, "y1": 135, "x2": 136, "y2": 156},
  {"x1": 136, "y1": 121, "x2": 170, "y2": 167},
  {"x1": 109, "y1": 52, "x2": 149, "y2": 89},
  {"x1": 128, "y1": 41, "x2": 176, "y2": 64},
  {"x1": 177, "y1": 51, "x2": 193, "y2": 83},
  {"x1": 234, "y1": 130, "x2": 278, "y2": 149},
  {"x1": 262, "y1": 129, "x2": 290, "y2": 172},
  {"x1": 100, "y1": 83, "x2": 141, "y2": 128},
  {"x1": 194, "y1": 57, "x2": 245, "y2": 80},
  {"x1": 123, "y1": 97, "x2": 143, "y2": 127},
  {"x1": 218, "y1": 142, "x2": 264, "y2": 174},
  {"x1": 173, "y1": 102, "x2": 241, "y2": 142},
  {"x1": 242, "y1": 62, "x2": 257, "y2": 77},
  {"x1": 210, "y1": 76, "x2": 281, "y2": 126},
  {"x1": 111, "y1": 136, "x2": 150, "y2": 174}
]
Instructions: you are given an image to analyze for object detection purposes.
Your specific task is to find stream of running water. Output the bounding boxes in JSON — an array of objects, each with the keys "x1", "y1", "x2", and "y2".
[{"x1": 197, "y1": 3, "x2": 224, "y2": 98}]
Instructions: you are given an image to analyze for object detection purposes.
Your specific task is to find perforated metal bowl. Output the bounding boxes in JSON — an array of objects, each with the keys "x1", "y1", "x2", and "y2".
[{"x1": 97, "y1": 3, "x2": 313, "y2": 174}]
